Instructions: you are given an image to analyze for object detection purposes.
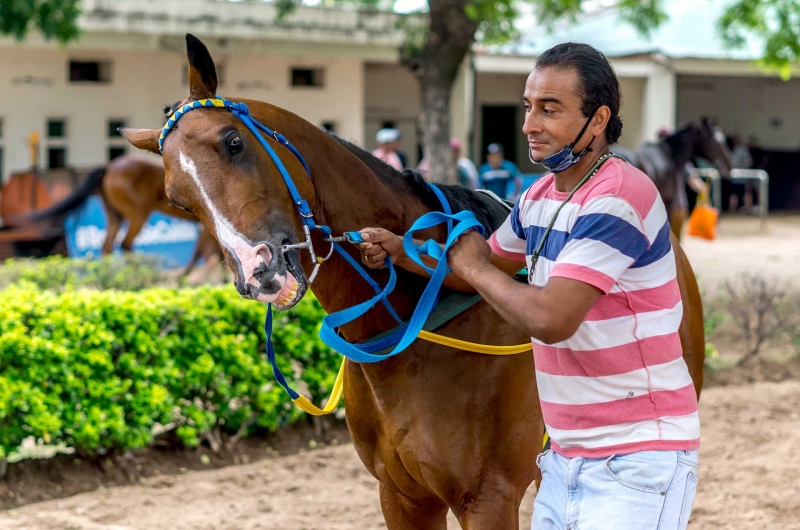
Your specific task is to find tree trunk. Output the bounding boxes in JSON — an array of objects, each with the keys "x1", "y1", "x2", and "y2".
[
  {"x1": 420, "y1": 81, "x2": 455, "y2": 183},
  {"x1": 402, "y1": 0, "x2": 476, "y2": 184}
]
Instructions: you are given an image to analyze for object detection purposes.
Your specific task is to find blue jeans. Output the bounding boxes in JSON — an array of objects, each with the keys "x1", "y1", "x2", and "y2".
[{"x1": 533, "y1": 449, "x2": 700, "y2": 530}]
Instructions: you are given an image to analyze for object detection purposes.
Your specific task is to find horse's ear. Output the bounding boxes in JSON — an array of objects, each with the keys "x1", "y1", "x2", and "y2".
[
  {"x1": 120, "y1": 128, "x2": 161, "y2": 155},
  {"x1": 186, "y1": 33, "x2": 217, "y2": 100}
]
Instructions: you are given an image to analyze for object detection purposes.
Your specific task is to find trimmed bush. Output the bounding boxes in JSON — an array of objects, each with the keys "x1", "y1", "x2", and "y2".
[
  {"x1": 0, "y1": 254, "x2": 171, "y2": 292},
  {"x1": 0, "y1": 283, "x2": 340, "y2": 459}
]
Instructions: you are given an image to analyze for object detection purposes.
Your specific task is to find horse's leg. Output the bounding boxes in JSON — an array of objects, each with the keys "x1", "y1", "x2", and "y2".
[
  {"x1": 453, "y1": 477, "x2": 521, "y2": 530},
  {"x1": 120, "y1": 214, "x2": 147, "y2": 252},
  {"x1": 379, "y1": 484, "x2": 448, "y2": 530},
  {"x1": 102, "y1": 207, "x2": 123, "y2": 255}
]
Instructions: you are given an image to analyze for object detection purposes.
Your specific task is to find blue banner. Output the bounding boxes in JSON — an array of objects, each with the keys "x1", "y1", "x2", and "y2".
[{"x1": 64, "y1": 196, "x2": 200, "y2": 269}]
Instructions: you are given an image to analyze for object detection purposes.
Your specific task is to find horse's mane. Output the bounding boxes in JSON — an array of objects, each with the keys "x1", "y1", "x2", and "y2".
[{"x1": 329, "y1": 134, "x2": 510, "y2": 233}]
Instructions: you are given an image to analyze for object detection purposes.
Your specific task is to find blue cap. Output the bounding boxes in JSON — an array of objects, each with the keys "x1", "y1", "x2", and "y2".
[{"x1": 487, "y1": 143, "x2": 504, "y2": 154}]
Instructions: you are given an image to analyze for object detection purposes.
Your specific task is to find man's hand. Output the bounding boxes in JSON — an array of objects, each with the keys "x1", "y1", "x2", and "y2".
[
  {"x1": 356, "y1": 228, "x2": 404, "y2": 269},
  {"x1": 447, "y1": 230, "x2": 492, "y2": 280}
]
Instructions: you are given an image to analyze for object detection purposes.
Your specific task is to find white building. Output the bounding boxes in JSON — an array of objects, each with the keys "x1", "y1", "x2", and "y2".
[
  {"x1": 1, "y1": 0, "x2": 796, "y2": 190},
  {"x1": 0, "y1": 0, "x2": 438, "y2": 182}
]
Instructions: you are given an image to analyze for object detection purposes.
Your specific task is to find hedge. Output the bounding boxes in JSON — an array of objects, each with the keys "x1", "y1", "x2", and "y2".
[{"x1": 0, "y1": 283, "x2": 340, "y2": 460}]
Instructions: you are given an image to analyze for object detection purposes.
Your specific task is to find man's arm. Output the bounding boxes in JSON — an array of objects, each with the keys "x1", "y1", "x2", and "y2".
[
  {"x1": 447, "y1": 231, "x2": 602, "y2": 344},
  {"x1": 356, "y1": 228, "x2": 522, "y2": 293}
]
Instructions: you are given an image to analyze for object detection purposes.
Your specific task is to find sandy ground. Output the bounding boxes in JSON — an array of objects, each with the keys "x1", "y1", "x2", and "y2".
[
  {"x1": 681, "y1": 214, "x2": 800, "y2": 291},
  {"x1": 1, "y1": 380, "x2": 798, "y2": 530}
]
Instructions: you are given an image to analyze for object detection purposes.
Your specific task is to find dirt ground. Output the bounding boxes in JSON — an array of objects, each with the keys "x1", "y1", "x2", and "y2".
[
  {"x1": 681, "y1": 214, "x2": 800, "y2": 291},
  {"x1": 1, "y1": 214, "x2": 799, "y2": 530}
]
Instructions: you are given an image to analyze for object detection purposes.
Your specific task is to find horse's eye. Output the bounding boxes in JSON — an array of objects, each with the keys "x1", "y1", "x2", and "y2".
[{"x1": 228, "y1": 136, "x2": 243, "y2": 155}]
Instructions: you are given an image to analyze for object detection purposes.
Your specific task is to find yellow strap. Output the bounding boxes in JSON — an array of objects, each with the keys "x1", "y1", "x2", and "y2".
[
  {"x1": 543, "y1": 430, "x2": 550, "y2": 449},
  {"x1": 418, "y1": 330, "x2": 531, "y2": 355},
  {"x1": 291, "y1": 357, "x2": 346, "y2": 416},
  {"x1": 290, "y1": 331, "x2": 530, "y2": 415}
]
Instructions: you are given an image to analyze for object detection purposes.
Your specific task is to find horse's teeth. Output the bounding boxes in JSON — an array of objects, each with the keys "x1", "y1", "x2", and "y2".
[{"x1": 292, "y1": 281, "x2": 298, "y2": 290}]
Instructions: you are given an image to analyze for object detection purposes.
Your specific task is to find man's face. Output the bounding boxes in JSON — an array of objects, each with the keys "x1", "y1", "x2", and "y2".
[
  {"x1": 522, "y1": 67, "x2": 591, "y2": 161},
  {"x1": 487, "y1": 152, "x2": 504, "y2": 168}
]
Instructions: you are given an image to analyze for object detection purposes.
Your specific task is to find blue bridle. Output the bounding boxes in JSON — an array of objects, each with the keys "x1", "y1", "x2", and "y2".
[{"x1": 159, "y1": 96, "x2": 485, "y2": 404}]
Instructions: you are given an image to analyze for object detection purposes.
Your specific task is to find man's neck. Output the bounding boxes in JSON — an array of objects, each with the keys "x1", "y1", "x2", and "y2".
[{"x1": 552, "y1": 144, "x2": 611, "y2": 193}]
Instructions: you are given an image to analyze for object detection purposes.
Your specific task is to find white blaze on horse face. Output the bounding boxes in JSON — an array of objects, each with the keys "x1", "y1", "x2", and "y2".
[{"x1": 178, "y1": 151, "x2": 293, "y2": 304}]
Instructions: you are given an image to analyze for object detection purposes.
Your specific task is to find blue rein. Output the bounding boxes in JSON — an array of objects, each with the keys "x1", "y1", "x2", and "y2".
[{"x1": 159, "y1": 96, "x2": 485, "y2": 404}]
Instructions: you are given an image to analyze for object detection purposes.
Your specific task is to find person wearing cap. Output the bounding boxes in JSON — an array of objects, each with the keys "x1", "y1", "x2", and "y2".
[
  {"x1": 478, "y1": 143, "x2": 522, "y2": 200},
  {"x1": 373, "y1": 128, "x2": 404, "y2": 171}
]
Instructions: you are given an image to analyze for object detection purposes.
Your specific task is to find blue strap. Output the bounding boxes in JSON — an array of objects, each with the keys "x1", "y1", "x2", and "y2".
[
  {"x1": 264, "y1": 304, "x2": 300, "y2": 400},
  {"x1": 317, "y1": 209, "x2": 484, "y2": 363}
]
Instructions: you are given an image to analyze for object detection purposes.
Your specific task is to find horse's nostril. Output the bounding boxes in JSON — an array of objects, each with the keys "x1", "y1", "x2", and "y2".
[{"x1": 253, "y1": 261, "x2": 269, "y2": 282}]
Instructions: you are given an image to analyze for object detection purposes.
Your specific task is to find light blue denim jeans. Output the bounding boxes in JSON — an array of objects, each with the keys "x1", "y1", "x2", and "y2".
[{"x1": 532, "y1": 449, "x2": 700, "y2": 530}]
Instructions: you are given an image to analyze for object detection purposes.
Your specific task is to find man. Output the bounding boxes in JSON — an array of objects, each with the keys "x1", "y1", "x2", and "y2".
[
  {"x1": 356, "y1": 42, "x2": 700, "y2": 530},
  {"x1": 372, "y1": 128, "x2": 403, "y2": 171},
  {"x1": 478, "y1": 143, "x2": 522, "y2": 199}
]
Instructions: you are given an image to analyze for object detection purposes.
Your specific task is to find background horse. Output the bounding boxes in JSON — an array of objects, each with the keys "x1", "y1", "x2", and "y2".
[
  {"x1": 99, "y1": 154, "x2": 223, "y2": 275},
  {"x1": 122, "y1": 34, "x2": 707, "y2": 529},
  {"x1": 4, "y1": 154, "x2": 222, "y2": 276},
  {"x1": 615, "y1": 119, "x2": 732, "y2": 237}
]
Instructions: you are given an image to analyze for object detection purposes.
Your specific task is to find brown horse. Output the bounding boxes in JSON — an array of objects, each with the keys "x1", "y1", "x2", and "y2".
[
  {"x1": 122, "y1": 34, "x2": 705, "y2": 529},
  {"x1": 100, "y1": 154, "x2": 222, "y2": 275}
]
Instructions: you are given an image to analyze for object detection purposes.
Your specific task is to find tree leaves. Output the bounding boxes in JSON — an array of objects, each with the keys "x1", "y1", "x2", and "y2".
[
  {"x1": 720, "y1": 0, "x2": 800, "y2": 79},
  {"x1": 0, "y1": 0, "x2": 81, "y2": 43}
]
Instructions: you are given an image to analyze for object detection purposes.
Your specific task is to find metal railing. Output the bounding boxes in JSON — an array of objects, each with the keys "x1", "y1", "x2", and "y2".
[{"x1": 695, "y1": 167, "x2": 769, "y2": 231}]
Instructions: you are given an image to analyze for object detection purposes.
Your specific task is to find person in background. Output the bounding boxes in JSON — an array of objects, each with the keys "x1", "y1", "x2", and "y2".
[
  {"x1": 478, "y1": 143, "x2": 522, "y2": 200},
  {"x1": 418, "y1": 138, "x2": 480, "y2": 188},
  {"x1": 728, "y1": 135, "x2": 754, "y2": 213},
  {"x1": 452, "y1": 138, "x2": 479, "y2": 189},
  {"x1": 373, "y1": 128, "x2": 403, "y2": 171}
]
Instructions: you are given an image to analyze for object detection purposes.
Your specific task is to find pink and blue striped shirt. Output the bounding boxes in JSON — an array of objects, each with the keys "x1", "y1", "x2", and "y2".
[{"x1": 489, "y1": 157, "x2": 700, "y2": 458}]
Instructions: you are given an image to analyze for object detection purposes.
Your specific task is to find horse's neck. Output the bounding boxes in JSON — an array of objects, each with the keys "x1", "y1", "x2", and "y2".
[
  {"x1": 287, "y1": 130, "x2": 432, "y2": 341},
  {"x1": 666, "y1": 129, "x2": 696, "y2": 169}
]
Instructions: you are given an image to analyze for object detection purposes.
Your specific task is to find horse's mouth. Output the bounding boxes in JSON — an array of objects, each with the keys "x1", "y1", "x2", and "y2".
[{"x1": 272, "y1": 251, "x2": 308, "y2": 310}]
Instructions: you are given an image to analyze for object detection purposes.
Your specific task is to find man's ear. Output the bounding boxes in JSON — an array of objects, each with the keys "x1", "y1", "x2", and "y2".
[
  {"x1": 593, "y1": 106, "x2": 611, "y2": 136},
  {"x1": 120, "y1": 128, "x2": 160, "y2": 154}
]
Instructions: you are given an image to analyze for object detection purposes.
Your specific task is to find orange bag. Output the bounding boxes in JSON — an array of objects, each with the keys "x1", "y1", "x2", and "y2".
[{"x1": 687, "y1": 190, "x2": 718, "y2": 241}]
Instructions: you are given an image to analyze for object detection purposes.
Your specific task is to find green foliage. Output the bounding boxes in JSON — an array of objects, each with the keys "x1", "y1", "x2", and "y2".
[
  {"x1": 533, "y1": 0, "x2": 667, "y2": 37},
  {"x1": 719, "y1": 0, "x2": 800, "y2": 79},
  {"x1": 0, "y1": 0, "x2": 81, "y2": 43},
  {"x1": 0, "y1": 283, "x2": 340, "y2": 459},
  {"x1": 0, "y1": 255, "x2": 170, "y2": 292}
]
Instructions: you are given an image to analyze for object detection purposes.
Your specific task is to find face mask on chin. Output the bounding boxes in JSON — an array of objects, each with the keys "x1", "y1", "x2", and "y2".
[{"x1": 531, "y1": 111, "x2": 598, "y2": 173}]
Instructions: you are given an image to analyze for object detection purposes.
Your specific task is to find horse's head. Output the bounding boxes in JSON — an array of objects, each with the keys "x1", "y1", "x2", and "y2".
[
  {"x1": 697, "y1": 117, "x2": 732, "y2": 178},
  {"x1": 121, "y1": 34, "x2": 316, "y2": 310}
]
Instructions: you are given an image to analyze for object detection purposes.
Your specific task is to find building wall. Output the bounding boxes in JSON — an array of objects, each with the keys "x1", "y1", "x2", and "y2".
[
  {"x1": 0, "y1": 44, "x2": 364, "y2": 181},
  {"x1": 473, "y1": 72, "x2": 647, "y2": 172},
  {"x1": 363, "y1": 62, "x2": 421, "y2": 166},
  {"x1": 677, "y1": 74, "x2": 800, "y2": 150},
  {"x1": 617, "y1": 77, "x2": 646, "y2": 150}
]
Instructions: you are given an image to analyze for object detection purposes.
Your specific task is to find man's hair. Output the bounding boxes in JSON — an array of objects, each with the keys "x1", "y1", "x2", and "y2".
[{"x1": 536, "y1": 42, "x2": 623, "y2": 144}]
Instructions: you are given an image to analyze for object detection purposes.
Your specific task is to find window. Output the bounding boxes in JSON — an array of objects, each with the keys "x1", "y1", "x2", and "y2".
[
  {"x1": 48, "y1": 147, "x2": 67, "y2": 169},
  {"x1": 48, "y1": 119, "x2": 66, "y2": 138},
  {"x1": 108, "y1": 119, "x2": 125, "y2": 138},
  {"x1": 69, "y1": 60, "x2": 111, "y2": 83},
  {"x1": 290, "y1": 68, "x2": 324, "y2": 88},
  {"x1": 108, "y1": 146, "x2": 126, "y2": 161},
  {"x1": 321, "y1": 121, "x2": 337, "y2": 134}
]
